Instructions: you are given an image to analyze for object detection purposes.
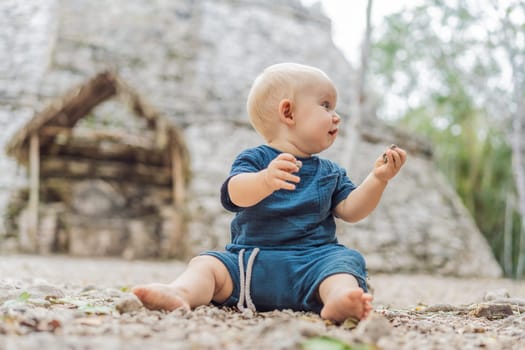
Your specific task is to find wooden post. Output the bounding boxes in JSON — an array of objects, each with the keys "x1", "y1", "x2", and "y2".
[
  {"x1": 29, "y1": 132, "x2": 40, "y2": 251},
  {"x1": 160, "y1": 145, "x2": 186, "y2": 258},
  {"x1": 156, "y1": 119, "x2": 168, "y2": 150},
  {"x1": 172, "y1": 146, "x2": 185, "y2": 209}
]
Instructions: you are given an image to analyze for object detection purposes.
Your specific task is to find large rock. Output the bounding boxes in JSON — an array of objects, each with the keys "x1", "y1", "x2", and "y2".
[{"x1": 333, "y1": 120, "x2": 502, "y2": 277}]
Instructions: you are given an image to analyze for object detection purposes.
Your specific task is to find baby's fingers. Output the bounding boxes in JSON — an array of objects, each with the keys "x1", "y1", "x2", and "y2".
[
  {"x1": 382, "y1": 145, "x2": 407, "y2": 169},
  {"x1": 277, "y1": 170, "x2": 300, "y2": 190},
  {"x1": 273, "y1": 153, "x2": 301, "y2": 173},
  {"x1": 266, "y1": 153, "x2": 302, "y2": 191},
  {"x1": 277, "y1": 180, "x2": 297, "y2": 191},
  {"x1": 264, "y1": 166, "x2": 301, "y2": 191},
  {"x1": 395, "y1": 147, "x2": 407, "y2": 165},
  {"x1": 389, "y1": 148, "x2": 407, "y2": 170}
]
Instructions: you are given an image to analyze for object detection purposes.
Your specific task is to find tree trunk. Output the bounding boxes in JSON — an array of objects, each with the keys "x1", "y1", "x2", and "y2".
[
  {"x1": 342, "y1": 0, "x2": 373, "y2": 169},
  {"x1": 503, "y1": 190, "x2": 514, "y2": 276},
  {"x1": 509, "y1": 68, "x2": 525, "y2": 278},
  {"x1": 511, "y1": 97, "x2": 525, "y2": 277},
  {"x1": 501, "y1": 7, "x2": 525, "y2": 278}
]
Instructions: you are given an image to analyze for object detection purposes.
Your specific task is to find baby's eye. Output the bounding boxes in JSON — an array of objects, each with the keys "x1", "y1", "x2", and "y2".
[{"x1": 321, "y1": 101, "x2": 331, "y2": 109}]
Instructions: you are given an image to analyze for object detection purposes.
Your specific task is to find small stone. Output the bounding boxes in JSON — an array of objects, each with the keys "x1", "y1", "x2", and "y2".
[
  {"x1": 27, "y1": 284, "x2": 65, "y2": 300},
  {"x1": 81, "y1": 285, "x2": 98, "y2": 293},
  {"x1": 0, "y1": 285, "x2": 20, "y2": 304},
  {"x1": 382, "y1": 144, "x2": 398, "y2": 163},
  {"x1": 354, "y1": 312, "x2": 392, "y2": 343},
  {"x1": 483, "y1": 289, "x2": 510, "y2": 301},
  {"x1": 463, "y1": 324, "x2": 486, "y2": 333},
  {"x1": 116, "y1": 294, "x2": 143, "y2": 314},
  {"x1": 469, "y1": 303, "x2": 514, "y2": 320},
  {"x1": 103, "y1": 288, "x2": 124, "y2": 298}
]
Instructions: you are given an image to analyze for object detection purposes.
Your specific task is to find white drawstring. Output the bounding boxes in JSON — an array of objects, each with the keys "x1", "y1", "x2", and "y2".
[{"x1": 237, "y1": 247, "x2": 260, "y2": 313}]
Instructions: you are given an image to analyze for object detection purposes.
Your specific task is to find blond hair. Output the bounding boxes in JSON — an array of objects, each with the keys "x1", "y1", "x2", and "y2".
[{"x1": 246, "y1": 63, "x2": 332, "y2": 140}]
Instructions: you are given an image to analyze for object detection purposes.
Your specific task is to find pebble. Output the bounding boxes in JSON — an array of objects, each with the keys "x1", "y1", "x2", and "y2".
[
  {"x1": 469, "y1": 303, "x2": 514, "y2": 320},
  {"x1": 115, "y1": 294, "x2": 143, "y2": 314},
  {"x1": 26, "y1": 283, "x2": 65, "y2": 300},
  {"x1": 483, "y1": 289, "x2": 510, "y2": 301},
  {"x1": 354, "y1": 312, "x2": 393, "y2": 343}
]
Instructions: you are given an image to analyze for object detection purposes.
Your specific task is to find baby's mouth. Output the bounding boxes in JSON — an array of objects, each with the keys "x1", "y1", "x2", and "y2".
[{"x1": 328, "y1": 129, "x2": 338, "y2": 136}]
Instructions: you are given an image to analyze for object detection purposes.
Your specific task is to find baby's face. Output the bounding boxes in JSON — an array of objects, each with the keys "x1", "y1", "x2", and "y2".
[{"x1": 289, "y1": 78, "x2": 341, "y2": 156}]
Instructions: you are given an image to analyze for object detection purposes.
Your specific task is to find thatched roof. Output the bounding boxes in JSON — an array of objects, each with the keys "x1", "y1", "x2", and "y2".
[{"x1": 5, "y1": 71, "x2": 189, "y2": 171}]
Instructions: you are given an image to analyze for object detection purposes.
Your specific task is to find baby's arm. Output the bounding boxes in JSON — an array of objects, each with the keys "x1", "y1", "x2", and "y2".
[
  {"x1": 334, "y1": 145, "x2": 407, "y2": 223},
  {"x1": 228, "y1": 153, "x2": 301, "y2": 208}
]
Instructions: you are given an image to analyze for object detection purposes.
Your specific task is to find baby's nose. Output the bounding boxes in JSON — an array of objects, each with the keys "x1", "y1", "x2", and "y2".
[{"x1": 333, "y1": 112, "x2": 341, "y2": 123}]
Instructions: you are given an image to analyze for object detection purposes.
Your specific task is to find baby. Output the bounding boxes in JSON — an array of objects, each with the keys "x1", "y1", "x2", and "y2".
[{"x1": 132, "y1": 63, "x2": 407, "y2": 322}]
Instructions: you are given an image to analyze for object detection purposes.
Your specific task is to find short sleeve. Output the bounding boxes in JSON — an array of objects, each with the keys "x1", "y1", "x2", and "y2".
[
  {"x1": 220, "y1": 148, "x2": 268, "y2": 212},
  {"x1": 331, "y1": 165, "x2": 357, "y2": 209}
]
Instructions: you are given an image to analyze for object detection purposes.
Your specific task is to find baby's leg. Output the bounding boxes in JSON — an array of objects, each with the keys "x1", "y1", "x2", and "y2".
[
  {"x1": 318, "y1": 273, "x2": 373, "y2": 322},
  {"x1": 132, "y1": 255, "x2": 233, "y2": 311}
]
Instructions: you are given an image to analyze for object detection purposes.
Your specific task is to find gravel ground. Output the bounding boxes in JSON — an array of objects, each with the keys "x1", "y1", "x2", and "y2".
[{"x1": 1, "y1": 254, "x2": 525, "y2": 349}]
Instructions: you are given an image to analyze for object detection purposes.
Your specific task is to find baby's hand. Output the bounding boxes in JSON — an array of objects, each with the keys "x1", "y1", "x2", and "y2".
[
  {"x1": 263, "y1": 153, "x2": 301, "y2": 191},
  {"x1": 373, "y1": 144, "x2": 407, "y2": 182}
]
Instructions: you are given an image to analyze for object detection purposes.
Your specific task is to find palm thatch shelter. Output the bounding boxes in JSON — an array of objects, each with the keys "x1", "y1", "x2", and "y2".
[{"x1": 5, "y1": 71, "x2": 190, "y2": 259}]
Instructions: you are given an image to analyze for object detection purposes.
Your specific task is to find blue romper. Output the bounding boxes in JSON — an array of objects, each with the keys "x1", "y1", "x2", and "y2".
[{"x1": 202, "y1": 145, "x2": 368, "y2": 314}]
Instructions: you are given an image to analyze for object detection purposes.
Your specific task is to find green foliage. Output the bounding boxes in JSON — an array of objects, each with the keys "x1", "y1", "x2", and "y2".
[
  {"x1": 54, "y1": 296, "x2": 115, "y2": 315},
  {"x1": 371, "y1": 0, "x2": 523, "y2": 277},
  {"x1": 1, "y1": 292, "x2": 31, "y2": 309},
  {"x1": 301, "y1": 336, "x2": 374, "y2": 350},
  {"x1": 17, "y1": 291, "x2": 31, "y2": 303}
]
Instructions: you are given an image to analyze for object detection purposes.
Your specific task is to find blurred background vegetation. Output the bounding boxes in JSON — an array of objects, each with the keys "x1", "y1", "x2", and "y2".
[{"x1": 365, "y1": 0, "x2": 524, "y2": 278}]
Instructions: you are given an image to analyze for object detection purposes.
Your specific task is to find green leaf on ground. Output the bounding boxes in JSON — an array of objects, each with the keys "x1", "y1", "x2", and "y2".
[
  {"x1": 17, "y1": 291, "x2": 31, "y2": 302},
  {"x1": 54, "y1": 297, "x2": 114, "y2": 314},
  {"x1": 341, "y1": 316, "x2": 360, "y2": 330},
  {"x1": 2, "y1": 291, "x2": 33, "y2": 308},
  {"x1": 301, "y1": 336, "x2": 375, "y2": 350}
]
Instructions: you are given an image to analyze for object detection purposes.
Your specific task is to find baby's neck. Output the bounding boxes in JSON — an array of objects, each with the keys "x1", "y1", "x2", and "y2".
[{"x1": 267, "y1": 140, "x2": 311, "y2": 158}]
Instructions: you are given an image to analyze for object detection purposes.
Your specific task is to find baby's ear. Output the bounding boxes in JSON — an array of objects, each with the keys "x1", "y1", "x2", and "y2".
[{"x1": 278, "y1": 99, "x2": 295, "y2": 125}]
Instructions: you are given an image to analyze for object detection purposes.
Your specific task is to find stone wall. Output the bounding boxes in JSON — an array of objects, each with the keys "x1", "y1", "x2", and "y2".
[
  {"x1": 0, "y1": 0, "x2": 502, "y2": 277},
  {"x1": 0, "y1": 0, "x2": 59, "y2": 236}
]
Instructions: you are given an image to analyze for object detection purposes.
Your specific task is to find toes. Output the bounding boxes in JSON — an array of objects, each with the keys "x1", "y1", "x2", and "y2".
[
  {"x1": 346, "y1": 289, "x2": 364, "y2": 301},
  {"x1": 131, "y1": 285, "x2": 146, "y2": 299},
  {"x1": 130, "y1": 284, "x2": 190, "y2": 312}
]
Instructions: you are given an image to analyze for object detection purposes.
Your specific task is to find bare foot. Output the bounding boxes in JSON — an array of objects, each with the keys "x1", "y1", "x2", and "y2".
[
  {"x1": 132, "y1": 283, "x2": 190, "y2": 311},
  {"x1": 320, "y1": 287, "x2": 373, "y2": 323}
]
